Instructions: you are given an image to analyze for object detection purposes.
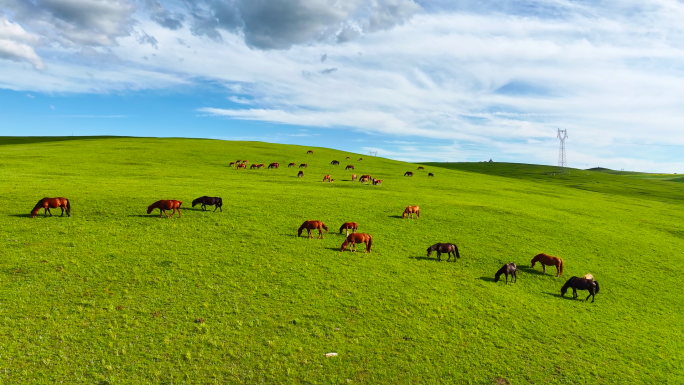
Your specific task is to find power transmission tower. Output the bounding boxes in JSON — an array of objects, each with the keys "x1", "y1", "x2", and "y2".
[
  {"x1": 368, "y1": 151, "x2": 378, "y2": 157},
  {"x1": 557, "y1": 128, "x2": 568, "y2": 173}
]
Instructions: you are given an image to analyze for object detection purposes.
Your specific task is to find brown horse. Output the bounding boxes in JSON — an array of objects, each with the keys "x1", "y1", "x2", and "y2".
[
  {"x1": 402, "y1": 206, "x2": 420, "y2": 219},
  {"x1": 236, "y1": 163, "x2": 246, "y2": 169},
  {"x1": 345, "y1": 165, "x2": 354, "y2": 170},
  {"x1": 31, "y1": 197, "x2": 71, "y2": 218},
  {"x1": 351, "y1": 174, "x2": 357, "y2": 181},
  {"x1": 417, "y1": 166, "x2": 425, "y2": 170},
  {"x1": 299, "y1": 164, "x2": 307, "y2": 168},
  {"x1": 404, "y1": 171, "x2": 414, "y2": 177},
  {"x1": 331, "y1": 160, "x2": 339, "y2": 165},
  {"x1": 298, "y1": 171, "x2": 304, "y2": 178},
  {"x1": 361, "y1": 174, "x2": 371, "y2": 181},
  {"x1": 229, "y1": 162, "x2": 236, "y2": 167},
  {"x1": 250, "y1": 164, "x2": 259, "y2": 169},
  {"x1": 346, "y1": 156, "x2": 351, "y2": 159},
  {"x1": 242, "y1": 160, "x2": 249, "y2": 164},
  {"x1": 257, "y1": 163, "x2": 266, "y2": 169},
  {"x1": 531, "y1": 253, "x2": 564, "y2": 277},
  {"x1": 341, "y1": 233, "x2": 372, "y2": 253},
  {"x1": 339, "y1": 222, "x2": 358, "y2": 236},
  {"x1": 236, "y1": 159, "x2": 242, "y2": 163},
  {"x1": 359, "y1": 176, "x2": 369, "y2": 183},
  {"x1": 358, "y1": 158, "x2": 363, "y2": 161},
  {"x1": 298, "y1": 220, "x2": 328, "y2": 239},
  {"x1": 268, "y1": 163, "x2": 279, "y2": 169},
  {"x1": 323, "y1": 175, "x2": 331, "y2": 182},
  {"x1": 427, "y1": 243, "x2": 460, "y2": 261},
  {"x1": 147, "y1": 200, "x2": 182, "y2": 218},
  {"x1": 307, "y1": 150, "x2": 314, "y2": 154},
  {"x1": 288, "y1": 163, "x2": 296, "y2": 168}
]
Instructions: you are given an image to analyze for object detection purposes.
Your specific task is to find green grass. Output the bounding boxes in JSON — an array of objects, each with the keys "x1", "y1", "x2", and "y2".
[{"x1": 2, "y1": 137, "x2": 684, "y2": 384}]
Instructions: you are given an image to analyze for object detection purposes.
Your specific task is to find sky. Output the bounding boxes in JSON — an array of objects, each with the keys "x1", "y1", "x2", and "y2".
[{"x1": 1, "y1": 0, "x2": 683, "y2": 172}]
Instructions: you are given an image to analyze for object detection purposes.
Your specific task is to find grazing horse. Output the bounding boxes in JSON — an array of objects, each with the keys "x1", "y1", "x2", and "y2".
[
  {"x1": 299, "y1": 164, "x2": 308, "y2": 168},
  {"x1": 298, "y1": 220, "x2": 328, "y2": 239},
  {"x1": 288, "y1": 163, "x2": 296, "y2": 168},
  {"x1": 561, "y1": 277, "x2": 600, "y2": 302},
  {"x1": 242, "y1": 160, "x2": 249, "y2": 164},
  {"x1": 345, "y1": 165, "x2": 355, "y2": 170},
  {"x1": 323, "y1": 175, "x2": 331, "y2": 182},
  {"x1": 358, "y1": 158, "x2": 363, "y2": 161},
  {"x1": 192, "y1": 196, "x2": 222, "y2": 212},
  {"x1": 402, "y1": 206, "x2": 420, "y2": 219},
  {"x1": 351, "y1": 174, "x2": 357, "y2": 181},
  {"x1": 373, "y1": 179, "x2": 383, "y2": 185},
  {"x1": 268, "y1": 163, "x2": 279, "y2": 169},
  {"x1": 331, "y1": 160, "x2": 340, "y2": 165},
  {"x1": 495, "y1": 263, "x2": 517, "y2": 284},
  {"x1": 258, "y1": 164, "x2": 266, "y2": 169},
  {"x1": 417, "y1": 166, "x2": 425, "y2": 170},
  {"x1": 341, "y1": 233, "x2": 372, "y2": 253},
  {"x1": 250, "y1": 164, "x2": 259, "y2": 169},
  {"x1": 339, "y1": 222, "x2": 358, "y2": 236},
  {"x1": 359, "y1": 176, "x2": 369, "y2": 183},
  {"x1": 229, "y1": 162, "x2": 236, "y2": 167},
  {"x1": 428, "y1": 173, "x2": 434, "y2": 177},
  {"x1": 236, "y1": 163, "x2": 246, "y2": 169},
  {"x1": 346, "y1": 156, "x2": 351, "y2": 159},
  {"x1": 404, "y1": 171, "x2": 414, "y2": 177},
  {"x1": 298, "y1": 171, "x2": 304, "y2": 178},
  {"x1": 236, "y1": 159, "x2": 242, "y2": 163},
  {"x1": 147, "y1": 200, "x2": 182, "y2": 218},
  {"x1": 307, "y1": 150, "x2": 314, "y2": 154},
  {"x1": 426, "y1": 243, "x2": 460, "y2": 261},
  {"x1": 361, "y1": 174, "x2": 371, "y2": 181},
  {"x1": 31, "y1": 197, "x2": 71, "y2": 218},
  {"x1": 531, "y1": 253, "x2": 564, "y2": 277}
]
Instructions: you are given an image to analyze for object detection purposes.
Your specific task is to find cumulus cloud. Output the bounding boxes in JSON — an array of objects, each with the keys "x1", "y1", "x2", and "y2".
[
  {"x1": 145, "y1": 0, "x2": 184, "y2": 30},
  {"x1": 0, "y1": 39, "x2": 45, "y2": 69}
]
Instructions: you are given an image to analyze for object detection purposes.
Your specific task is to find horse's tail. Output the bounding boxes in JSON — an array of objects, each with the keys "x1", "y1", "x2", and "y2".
[
  {"x1": 217, "y1": 197, "x2": 222, "y2": 207},
  {"x1": 454, "y1": 244, "x2": 460, "y2": 259},
  {"x1": 366, "y1": 235, "x2": 372, "y2": 253},
  {"x1": 594, "y1": 281, "x2": 600, "y2": 294},
  {"x1": 416, "y1": 208, "x2": 420, "y2": 218},
  {"x1": 66, "y1": 198, "x2": 71, "y2": 213},
  {"x1": 559, "y1": 258, "x2": 564, "y2": 276}
]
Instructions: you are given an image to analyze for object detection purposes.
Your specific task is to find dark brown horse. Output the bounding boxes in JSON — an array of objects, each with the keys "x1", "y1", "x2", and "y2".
[
  {"x1": 561, "y1": 277, "x2": 600, "y2": 302},
  {"x1": 359, "y1": 176, "x2": 369, "y2": 183},
  {"x1": 417, "y1": 166, "x2": 424, "y2": 170},
  {"x1": 373, "y1": 179, "x2": 383, "y2": 185},
  {"x1": 345, "y1": 165, "x2": 355, "y2": 170},
  {"x1": 258, "y1": 163, "x2": 266, "y2": 169},
  {"x1": 250, "y1": 164, "x2": 259, "y2": 169},
  {"x1": 428, "y1": 173, "x2": 434, "y2": 177},
  {"x1": 298, "y1": 220, "x2": 328, "y2": 239},
  {"x1": 404, "y1": 171, "x2": 414, "y2": 177},
  {"x1": 299, "y1": 164, "x2": 308, "y2": 168},
  {"x1": 236, "y1": 163, "x2": 246, "y2": 169},
  {"x1": 358, "y1": 158, "x2": 363, "y2": 161},
  {"x1": 31, "y1": 197, "x2": 71, "y2": 218},
  {"x1": 268, "y1": 163, "x2": 279, "y2": 169},
  {"x1": 531, "y1": 253, "x2": 564, "y2": 277},
  {"x1": 242, "y1": 160, "x2": 249, "y2": 164},
  {"x1": 403, "y1": 206, "x2": 420, "y2": 219},
  {"x1": 346, "y1": 156, "x2": 351, "y2": 159},
  {"x1": 147, "y1": 200, "x2": 182, "y2": 218},
  {"x1": 331, "y1": 160, "x2": 339, "y2": 165},
  {"x1": 192, "y1": 196, "x2": 222, "y2": 212},
  {"x1": 339, "y1": 222, "x2": 358, "y2": 236},
  {"x1": 288, "y1": 163, "x2": 296, "y2": 168},
  {"x1": 341, "y1": 233, "x2": 372, "y2": 253},
  {"x1": 426, "y1": 243, "x2": 460, "y2": 261},
  {"x1": 495, "y1": 263, "x2": 517, "y2": 284},
  {"x1": 229, "y1": 162, "x2": 236, "y2": 167},
  {"x1": 298, "y1": 171, "x2": 304, "y2": 178},
  {"x1": 307, "y1": 150, "x2": 314, "y2": 154},
  {"x1": 360, "y1": 174, "x2": 371, "y2": 182}
]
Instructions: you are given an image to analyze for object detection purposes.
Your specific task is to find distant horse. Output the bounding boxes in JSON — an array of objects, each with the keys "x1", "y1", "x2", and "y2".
[
  {"x1": 298, "y1": 220, "x2": 328, "y2": 239},
  {"x1": 341, "y1": 233, "x2": 372, "y2": 253},
  {"x1": 288, "y1": 163, "x2": 296, "y2": 168},
  {"x1": 192, "y1": 196, "x2": 222, "y2": 212},
  {"x1": 373, "y1": 179, "x2": 383, "y2": 185},
  {"x1": 298, "y1": 171, "x2": 304, "y2": 178},
  {"x1": 531, "y1": 253, "x2": 564, "y2": 277},
  {"x1": 323, "y1": 175, "x2": 331, "y2": 182},
  {"x1": 428, "y1": 173, "x2": 434, "y2": 177},
  {"x1": 147, "y1": 200, "x2": 182, "y2": 218},
  {"x1": 31, "y1": 197, "x2": 71, "y2": 218},
  {"x1": 359, "y1": 176, "x2": 369, "y2": 183},
  {"x1": 268, "y1": 163, "x2": 279, "y2": 169},
  {"x1": 331, "y1": 160, "x2": 339, "y2": 165},
  {"x1": 403, "y1": 206, "x2": 420, "y2": 219},
  {"x1": 299, "y1": 164, "x2": 308, "y2": 168},
  {"x1": 417, "y1": 166, "x2": 425, "y2": 170},
  {"x1": 346, "y1": 156, "x2": 351, "y2": 159},
  {"x1": 426, "y1": 243, "x2": 460, "y2": 261},
  {"x1": 404, "y1": 171, "x2": 414, "y2": 177},
  {"x1": 236, "y1": 159, "x2": 242, "y2": 163},
  {"x1": 339, "y1": 222, "x2": 358, "y2": 236},
  {"x1": 257, "y1": 164, "x2": 266, "y2": 169},
  {"x1": 236, "y1": 163, "x2": 246, "y2": 169},
  {"x1": 307, "y1": 150, "x2": 314, "y2": 154},
  {"x1": 351, "y1": 174, "x2": 357, "y2": 181},
  {"x1": 495, "y1": 263, "x2": 517, "y2": 284},
  {"x1": 329, "y1": 179, "x2": 334, "y2": 182},
  {"x1": 242, "y1": 160, "x2": 248, "y2": 164},
  {"x1": 358, "y1": 158, "x2": 363, "y2": 161},
  {"x1": 561, "y1": 276, "x2": 600, "y2": 302},
  {"x1": 229, "y1": 162, "x2": 236, "y2": 167},
  {"x1": 345, "y1": 165, "x2": 355, "y2": 170},
  {"x1": 361, "y1": 174, "x2": 371, "y2": 181},
  {"x1": 250, "y1": 164, "x2": 259, "y2": 169}
]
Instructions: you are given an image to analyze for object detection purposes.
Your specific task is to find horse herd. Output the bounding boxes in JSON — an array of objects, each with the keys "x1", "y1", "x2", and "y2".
[{"x1": 28, "y1": 150, "x2": 599, "y2": 303}]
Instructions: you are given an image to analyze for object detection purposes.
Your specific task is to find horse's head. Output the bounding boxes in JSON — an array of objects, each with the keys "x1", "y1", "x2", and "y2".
[
  {"x1": 192, "y1": 198, "x2": 200, "y2": 207},
  {"x1": 530, "y1": 256, "x2": 537, "y2": 268},
  {"x1": 30, "y1": 208, "x2": 39, "y2": 218},
  {"x1": 426, "y1": 247, "x2": 433, "y2": 257},
  {"x1": 560, "y1": 286, "x2": 568, "y2": 296},
  {"x1": 494, "y1": 273, "x2": 501, "y2": 283},
  {"x1": 147, "y1": 205, "x2": 154, "y2": 214},
  {"x1": 322, "y1": 223, "x2": 328, "y2": 233},
  {"x1": 340, "y1": 240, "x2": 348, "y2": 252}
]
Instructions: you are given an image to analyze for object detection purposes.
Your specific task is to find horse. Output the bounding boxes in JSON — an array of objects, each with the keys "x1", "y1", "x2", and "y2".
[
  {"x1": 307, "y1": 150, "x2": 314, "y2": 154},
  {"x1": 299, "y1": 164, "x2": 308, "y2": 168},
  {"x1": 298, "y1": 171, "x2": 304, "y2": 178},
  {"x1": 561, "y1": 277, "x2": 600, "y2": 302},
  {"x1": 323, "y1": 175, "x2": 331, "y2": 182},
  {"x1": 402, "y1": 206, "x2": 420, "y2": 219},
  {"x1": 358, "y1": 158, "x2": 363, "y2": 161},
  {"x1": 428, "y1": 173, "x2": 434, "y2": 177},
  {"x1": 373, "y1": 179, "x2": 383, "y2": 185},
  {"x1": 426, "y1": 243, "x2": 460, "y2": 261},
  {"x1": 236, "y1": 163, "x2": 246, "y2": 169},
  {"x1": 250, "y1": 164, "x2": 259, "y2": 169},
  {"x1": 346, "y1": 156, "x2": 351, "y2": 159},
  {"x1": 361, "y1": 174, "x2": 371, "y2": 181},
  {"x1": 531, "y1": 253, "x2": 564, "y2": 277},
  {"x1": 345, "y1": 165, "x2": 355, "y2": 170},
  {"x1": 339, "y1": 222, "x2": 358, "y2": 236},
  {"x1": 257, "y1": 164, "x2": 266, "y2": 169},
  {"x1": 417, "y1": 166, "x2": 425, "y2": 170},
  {"x1": 298, "y1": 220, "x2": 328, "y2": 239},
  {"x1": 229, "y1": 162, "x2": 236, "y2": 167},
  {"x1": 192, "y1": 196, "x2": 222, "y2": 212},
  {"x1": 329, "y1": 179, "x2": 334, "y2": 182},
  {"x1": 147, "y1": 200, "x2": 182, "y2": 218},
  {"x1": 341, "y1": 233, "x2": 372, "y2": 253},
  {"x1": 351, "y1": 174, "x2": 357, "y2": 181},
  {"x1": 236, "y1": 159, "x2": 242, "y2": 163},
  {"x1": 31, "y1": 197, "x2": 71, "y2": 218},
  {"x1": 495, "y1": 263, "x2": 517, "y2": 284},
  {"x1": 288, "y1": 163, "x2": 296, "y2": 168},
  {"x1": 404, "y1": 171, "x2": 414, "y2": 177},
  {"x1": 242, "y1": 160, "x2": 248, "y2": 164},
  {"x1": 331, "y1": 160, "x2": 339, "y2": 165},
  {"x1": 359, "y1": 176, "x2": 369, "y2": 183},
  {"x1": 268, "y1": 163, "x2": 279, "y2": 169}
]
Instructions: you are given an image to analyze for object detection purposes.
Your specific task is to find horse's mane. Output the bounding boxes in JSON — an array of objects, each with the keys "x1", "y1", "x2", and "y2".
[{"x1": 33, "y1": 198, "x2": 46, "y2": 210}]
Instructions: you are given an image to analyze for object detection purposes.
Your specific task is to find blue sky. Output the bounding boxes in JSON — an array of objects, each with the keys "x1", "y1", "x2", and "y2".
[{"x1": 1, "y1": 0, "x2": 683, "y2": 171}]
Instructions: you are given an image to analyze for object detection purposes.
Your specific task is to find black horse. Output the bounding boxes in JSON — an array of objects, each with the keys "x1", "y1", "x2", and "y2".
[
  {"x1": 561, "y1": 276, "x2": 600, "y2": 302},
  {"x1": 494, "y1": 263, "x2": 517, "y2": 284},
  {"x1": 426, "y1": 243, "x2": 460, "y2": 262},
  {"x1": 192, "y1": 196, "x2": 223, "y2": 212},
  {"x1": 331, "y1": 160, "x2": 339, "y2": 165},
  {"x1": 428, "y1": 173, "x2": 434, "y2": 177}
]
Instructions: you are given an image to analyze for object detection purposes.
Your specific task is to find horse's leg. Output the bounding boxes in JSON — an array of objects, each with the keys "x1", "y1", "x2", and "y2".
[
  {"x1": 505, "y1": 273, "x2": 509, "y2": 284},
  {"x1": 437, "y1": 251, "x2": 441, "y2": 262},
  {"x1": 542, "y1": 265, "x2": 546, "y2": 274},
  {"x1": 47, "y1": 207, "x2": 53, "y2": 217},
  {"x1": 556, "y1": 263, "x2": 560, "y2": 277},
  {"x1": 60, "y1": 206, "x2": 64, "y2": 217},
  {"x1": 213, "y1": 205, "x2": 218, "y2": 212},
  {"x1": 177, "y1": 208, "x2": 182, "y2": 218}
]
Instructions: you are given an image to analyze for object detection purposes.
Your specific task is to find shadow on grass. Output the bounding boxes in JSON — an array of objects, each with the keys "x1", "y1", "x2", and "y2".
[
  {"x1": 388, "y1": 215, "x2": 404, "y2": 219},
  {"x1": 408, "y1": 256, "x2": 439, "y2": 262},
  {"x1": 9, "y1": 214, "x2": 36, "y2": 218},
  {"x1": 127, "y1": 215, "x2": 173, "y2": 219},
  {"x1": 542, "y1": 292, "x2": 575, "y2": 300},
  {"x1": 518, "y1": 266, "x2": 545, "y2": 275},
  {"x1": 479, "y1": 277, "x2": 496, "y2": 282}
]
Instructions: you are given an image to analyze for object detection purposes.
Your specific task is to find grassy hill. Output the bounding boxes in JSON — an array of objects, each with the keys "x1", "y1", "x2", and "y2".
[{"x1": 1, "y1": 137, "x2": 683, "y2": 384}]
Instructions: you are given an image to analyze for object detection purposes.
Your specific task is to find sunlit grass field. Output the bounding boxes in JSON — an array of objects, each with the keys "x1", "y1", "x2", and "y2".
[{"x1": 1, "y1": 137, "x2": 683, "y2": 384}]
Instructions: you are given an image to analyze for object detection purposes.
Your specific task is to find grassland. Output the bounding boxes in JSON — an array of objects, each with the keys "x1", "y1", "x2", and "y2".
[{"x1": 1, "y1": 137, "x2": 683, "y2": 384}]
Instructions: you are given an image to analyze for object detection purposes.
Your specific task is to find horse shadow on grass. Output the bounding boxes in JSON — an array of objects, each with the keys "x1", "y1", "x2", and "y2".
[
  {"x1": 542, "y1": 292, "x2": 574, "y2": 301},
  {"x1": 10, "y1": 214, "x2": 36, "y2": 218},
  {"x1": 388, "y1": 215, "x2": 404, "y2": 219},
  {"x1": 518, "y1": 266, "x2": 545, "y2": 275},
  {"x1": 408, "y1": 256, "x2": 439, "y2": 262},
  {"x1": 479, "y1": 277, "x2": 496, "y2": 282}
]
